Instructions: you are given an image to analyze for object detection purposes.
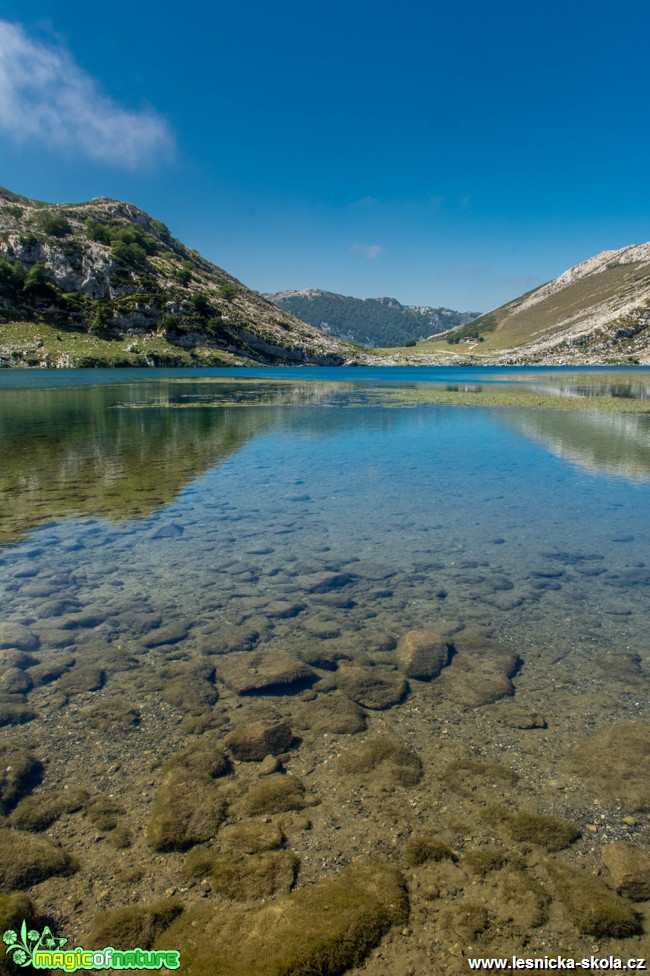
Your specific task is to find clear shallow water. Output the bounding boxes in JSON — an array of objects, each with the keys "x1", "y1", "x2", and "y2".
[{"x1": 1, "y1": 367, "x2": 650, "y2": 960}]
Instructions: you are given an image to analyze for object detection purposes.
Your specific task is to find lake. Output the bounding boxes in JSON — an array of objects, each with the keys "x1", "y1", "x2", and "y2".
[{"x1": 1, "y1": 366, "x2": 649, "y2": 973}]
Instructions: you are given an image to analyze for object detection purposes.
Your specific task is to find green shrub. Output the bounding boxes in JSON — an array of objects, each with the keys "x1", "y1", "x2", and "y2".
[{"x1": 37, "y1": 213, "x2": 71, "y2": 237}]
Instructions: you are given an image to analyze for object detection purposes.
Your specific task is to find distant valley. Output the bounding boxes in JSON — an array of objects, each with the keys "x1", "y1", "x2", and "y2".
[{"x1": 264, "y1": 288, "x2": 480, "y2": 348}]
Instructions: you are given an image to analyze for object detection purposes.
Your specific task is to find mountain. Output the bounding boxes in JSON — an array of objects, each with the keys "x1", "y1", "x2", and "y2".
[
  {"x1": 264, "y1": 288, "x2": 480, "y2": 347},
  {"x1": 431, "y1": 243, "x2": 650, "y2": 362},
  {"x1": 0, "y1": 188, "x2": 346, "y2": 367}
]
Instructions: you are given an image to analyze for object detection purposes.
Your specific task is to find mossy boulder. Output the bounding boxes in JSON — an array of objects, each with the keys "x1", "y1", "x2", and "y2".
[
  {"x1": 0, "y1": 624, "x2": 39, "y2": 652},
  {"x1": 396, "y1": 630, "x2": 449, "y2": 681},
  {"x1": 10, "y1": 789, "x2": 88, "y2": 831},
  {"x1": 83, "y1": 795, "x2": 126, "y2": 832},
  {"x1": 294, "y1": 693, "x2": 367, "y2": 735},
  {"x1": 464, "y1": 846, "x2": 510, "y2": 876},
  {"x1": 444, "y1": 900, "x2": 490, "y2": 941},
  {"x1": 339, "y1": 738, "x2": 423, "y2": 786},
  {"x1": 218, "y1": 651, "x2": 317, "y2": 696},
  {"x1": 507, "y1": 812, "x2": 581, "y2": 851},
  {"x1": 225, "y1": 719, "x2": 294, "y2": 762},
  {"x1": 0, "y1": 741, "x2": 42, "y2": 815},
  {"x1": 547, "y1": 862, "x2": 640, "y2": 937},
  {"x1": 162, "y1": 742, "x2": 230, "y2": 779},
  {"x1": 497, "y1": 869, "x2": 550, "y2": 929},
  {"x1": 147, "y1": 769, "x2": 226, "y2": 852},
  {"x1": 156, "y1": 861, "x2": 408, "y2": 976},
  {"x1": 0, "y1": 828, "x2": 77, "y2": 888},
  {"x1": 240, "y1": 775, "x2": 309, "y2": 817},
  {"x1": 57, "y1": 664, "x2": 106, "y2": 695},
  {"x1": 74, "y1": 699, "x2": 141, "y2": 730},
  {"x1": 183, "y1": 849, "x2": 298, "y2": 899},
  {"x1": 160, "y1": 660, "x2": 218, "y2": 712},
  {"x1": 0, "y1": 669, "x2": 33, "y2": 695},
  {"x1": 88, "y1": 899, "x2": 183, "y2": 949},
  {"x1": 601, "y1": 842, "x2": 650, "y2": 901},
  {"x1": 337, "y1": 664, "x2": 408, "y2": 710},
  {"x1": 444, "y1": 758, "x2": 518, "y2": 797},
  {"x1": 437, "y1": 635, "x2": 521, "y2": 707},
  {"x1": 219, "y1": 818, "x2": 285, "y2": 854},
  {"x1": 565, "y1": 722, "x2": 650, "y2": 811},
  {"x1": 0, "y1": 703, "x2": 37, "y2": 727},
  {"x1": 0, "y1": 893, "x2": 42, "y2": 976},
  {"x1": 406, "y1": 836, "x2": 456, "y2": 866}
]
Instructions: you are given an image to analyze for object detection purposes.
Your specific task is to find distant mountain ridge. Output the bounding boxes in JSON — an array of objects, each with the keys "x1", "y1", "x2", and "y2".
[
  {"x1": 0, "y1": 187, "x2": 346, "y2": 367},
  {"x1": 435, "y1": 242, "x2": 650, "y2": 362},
  {"x1": 265, "y1": 288, "x2": 480, "y2": 348}
]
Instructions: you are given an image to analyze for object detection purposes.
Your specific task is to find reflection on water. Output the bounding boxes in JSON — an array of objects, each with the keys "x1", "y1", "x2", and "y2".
[{"x1": 1, "y1": 367, "x2": 649, "y2": 965}]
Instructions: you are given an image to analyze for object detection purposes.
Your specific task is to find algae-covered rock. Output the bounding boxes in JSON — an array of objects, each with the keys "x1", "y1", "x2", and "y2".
[
  {"x1": 339, "y1": 738, "x2": 423, "y2": 786},
  {"x1": 464, "y1": 847, "x2": 510, "y2": 876},
  {"x1": 88, "y1": 899, "x2": 183, "y2": 949},
  {"x1": 240, "y1": 775, "x2": 309, "y2": 817},
  {"x1": 218, "y1": 651, "x2": 317, "y2": 696},
  {"x1": 406, "y1": 836, "x2": 456, "y2": 866},
  {"x1": 219, "y1": 818, "x2": 285, "y2": 854},
  {"x1": 225, "y1": 719, "x2": 294, "y2": 762},
  {"x1": 0, "y1": 703, "x2": 37, "y2": 727},
  {"x1": 0, "y1": 741, "x2": 42, "y2": 815},
  {"x1": 156, "y1": 861, "x2": 408, "y2": 976},
  {"x1": 444, "y1": 758, "x2": 518, "y2": 797},
  {"x1": 162, "y1": 742, "x2": 230, "y2": 779},
  {"x1": 74, "y1": 699, "x2": 141, "y2": 730},
  {"x1": 565, "y1": 722, "x2": 650, "y2": 811},
  {"x1": 0, "y1": 624, "x2": 39, "y2": 652},
  {"x1": 10, "y1": 790, "x2": 88, "y2": 831},
  {"x1": 490, "y1": 704, "x2": 547, "y2": 729},
  {"x1": 497, "y1": 869, "x2": 550, "y2": 929},
  {"x1": 183, "y1": 849, "x2": 298, "y2": 899},
  {"x1": 294, "y1": 693, "x2": 367, "y2": 735},
  {"x1": 547, "y1": 862, "x2": 640, "y2": 937},
  {"x1": 444, "y1": 900, "x2": 490, "y2": 941},
  {"x1": 160, "y1": 660, "x2": 218, "y2": 712},
  {"x1": 0, "y1": 828, "x2": 77, "y2": 888},
  {"x1": 437, "y1": 634, "x2": 521, "y2": 707},
  {"x1": 0, "y1": 893, "x2": 41, "y2": 976},
  {"x1": 601, "y1": 842, "x2": 650, "y2": 901},
  {"x1": 337, "y1": 663, "x2": 407, "y2": 710},
  {"x1": 57, "y1": 664, "x2": 106, "y2": 695},
  {"x1": 83, "y1": 795, "x2": 126, "y2": 832},
  {"x1": 396, "y1": 630, "x2": 448, "y2": 681},
  {"x1": 507, "y1": 812, "x2": 581, "y2": 851},
  {"x1": 0, "y1": 669, "x2": 33, "y2": 695},
  {"x1": 147, "y1": 769, "x2": 226, "y2": 852}
]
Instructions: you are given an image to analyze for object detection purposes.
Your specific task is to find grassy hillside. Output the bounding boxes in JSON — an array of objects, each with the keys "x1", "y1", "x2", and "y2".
[{"x1": 0, "y1": 187, "x2": 347, "y2": 367}]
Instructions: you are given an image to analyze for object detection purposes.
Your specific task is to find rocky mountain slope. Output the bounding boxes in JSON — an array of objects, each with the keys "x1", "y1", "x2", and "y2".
[
  {"x1": 432, "y1": 242, "x2": 650, "y2": 363},
  {"x1": 265, "y1": 288, "x2": 479, "y2": 347},
  {"x1": 0, "y1": 187, "x2": 347, "y2": 367}
]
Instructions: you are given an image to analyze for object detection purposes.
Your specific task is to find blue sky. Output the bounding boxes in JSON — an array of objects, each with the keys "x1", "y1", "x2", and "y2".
[{"x1": 0, "y1": 0, "x2": 648, "y2": 311}]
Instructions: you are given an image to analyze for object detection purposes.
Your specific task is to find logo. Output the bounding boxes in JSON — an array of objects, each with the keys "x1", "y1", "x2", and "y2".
[{"x1": 3, "y1": 921, "x2": 180, "y2": 971}]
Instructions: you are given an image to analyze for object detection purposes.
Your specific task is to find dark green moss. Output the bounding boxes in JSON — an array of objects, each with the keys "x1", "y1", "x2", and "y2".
[
  {"x1": 83, "y1": 796, "x2": 126, "y2": 832},
  {"x1": 10, "y1": 790, "x2": 88, "y2": 831},
  {"x1": 464, "y1": 846, "x2": 510, "y2": 876},
  {"x1": 242, "y1": 775, "x2": 308, "y2": 817},
  {"x1": 0, "y1": 741, "x2": 42, "y2": 815},
  {"x1": 147, "y1": 769, "x2": 226, "y2": 852},
  {"x1": 406, "y1": 836, "x2": 456, "y2": 867},
  {"x1": 0, "y1": 828, "x2": 77, "y2": 888},
  {"x1": 183, "y1": 849, "x2": 299, "y2": 899},
  {"x1": 508, "y1": 812, "x2": 581, "y2": 851},
  {"x1": 547, "y1": 862, "x2": 640, "y2": 937},
  {"x1": 338, "y1": 738, "x2": 423, "y2": 786},
  {"x1": 88, "y1": 900, "x2": 183, "y2": 950},
  {"x1": 0, "y1": 704, "x2": 36, "y2": 727}
]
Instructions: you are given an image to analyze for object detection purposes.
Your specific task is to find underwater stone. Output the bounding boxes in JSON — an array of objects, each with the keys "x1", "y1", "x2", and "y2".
[
  {"x1": 225, "y1": 719, "x2": 294, "y2": 761},
  {"x1": 565, "y1": 722, "x2": 650, "y2": 811},
  {"x1": 0, "y1": 623, "x2": 39, "y2": 652},
  {"x1": 337, "y1": 663, "x2": 408, "y2": 710},
  {"x1": 601, "y1": 842, "x2": 650, "y2": 901},
  {"x1": 218, "y1": 651, "x2": 317, "y2": 696},
  {"x1": 0, "y1": 828, "x2": 77, "y2": 888},
  {"x1": 396, "y1": 630, "x2": 449, "y2": 681}
]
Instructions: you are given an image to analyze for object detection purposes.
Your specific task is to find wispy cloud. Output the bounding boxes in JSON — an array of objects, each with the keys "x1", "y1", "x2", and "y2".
[
  {"x1": 350, "y1": 195, "x2": 379, "y2": 209},
  {"x1": 352, "y1": 243, "x2": 384, "y2": 260},
  {"x1": 0, "y1": 20, "x2": 174, "y2": 168}
]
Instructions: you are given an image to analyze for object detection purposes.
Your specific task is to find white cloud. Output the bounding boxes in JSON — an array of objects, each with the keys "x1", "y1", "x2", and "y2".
[
  {"x1": 0, "y1": 20, "x2": 174, "y2": 168},
  {"x1": 352, "y1": 243, "x2": 384, "y2": 260}
]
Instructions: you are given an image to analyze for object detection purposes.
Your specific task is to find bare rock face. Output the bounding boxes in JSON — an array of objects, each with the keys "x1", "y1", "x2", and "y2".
[
  {"x1": 601, "y1": 842, "x2": 650, "y2": 901},
  {"x1": 396, "y1": 630, "x2": 448, "y2": 681},
  {"x1": 225, "y1": 720, "x2": 294, "y2": 762}
]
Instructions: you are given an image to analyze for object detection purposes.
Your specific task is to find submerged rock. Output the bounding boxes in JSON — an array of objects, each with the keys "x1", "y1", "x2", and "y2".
[
  {"x1": 547, "y1": 862, "x2": 640, "y2": 937},
  {"x1": 601, "y1": 842, "x2": 650, "y2": 901},
  {"x1": 337, "y1": 663, "x2": 408, "y2": 710},
  {"x1": 0, "y1": 828, "x2": 77, "y2": 888},
  {"x1": 0, "y1": 623, "x2": 39, "y2": 652},
  {"x1": 225, "y1": 719, "x2": 294, "y2": 762},
  {"x1": 218, "y1": 651, "x2": 317, "y2": 696},
  {"x1": 183, "y1": 849, "x2": 299, "y2": 899},
  {"x1": 0, "y1": 740, "x2": 42, "y2": 814},
  {"x1": 338, "y1": 738, "x2": 423, "y2": 786},
  {"x1": 396, "y1": 630, "x2": 449, "y2": 681},
  {"x1": 564, "y1": 722, "x2": 650, "y2": 811},
  {"x1": 155, "y1": 861, "x2": 408, "y2": 976}
]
